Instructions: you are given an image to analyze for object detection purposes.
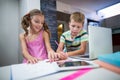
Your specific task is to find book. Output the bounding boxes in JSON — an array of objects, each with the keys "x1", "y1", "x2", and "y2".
[
  {"x1": 11, "y1": 59, "x2": 99, "y2": 80},
  {"x1": 11, "y1": 60, "x2": 59, "y2": 80},
  {"x1": 98, "y1": 51, "x2": 120, "y2": 67}
]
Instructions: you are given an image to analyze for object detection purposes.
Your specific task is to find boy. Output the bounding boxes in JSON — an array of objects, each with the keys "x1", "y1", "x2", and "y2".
[{"x1": 57, "y1": 12, "x2": 88, "y2": 60}]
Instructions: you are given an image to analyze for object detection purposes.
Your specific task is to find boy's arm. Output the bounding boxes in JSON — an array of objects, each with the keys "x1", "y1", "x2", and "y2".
[
  {"x1": 56, "y1": 42, "x2": 64, "y2": 53},
  {"x1": 56, "y1": 42, "x2": 68, "y2": 60},
  {"x1": 67, "y1": 41, "x2": 87, "y2": 56}
]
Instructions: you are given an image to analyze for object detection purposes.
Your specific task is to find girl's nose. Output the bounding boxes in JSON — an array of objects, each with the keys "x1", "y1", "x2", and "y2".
[{"x1": 39, "y1": 23, "x2": 42, "y2": 26}]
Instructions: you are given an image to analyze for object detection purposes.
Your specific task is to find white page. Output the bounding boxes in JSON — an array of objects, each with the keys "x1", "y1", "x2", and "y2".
[{"x1": 11, "y1": 61, "x2": 59, "y2": 80}]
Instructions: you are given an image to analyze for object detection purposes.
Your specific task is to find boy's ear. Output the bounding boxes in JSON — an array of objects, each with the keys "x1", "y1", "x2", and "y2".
[
  {"x1": 68, "y1": 22, "x2": 70, "y2": 28},
  {"x1": 68, "y1": 21, "x2": 71, "y2": 26},
  {"x1": 69, "y1": 22, "x2": 70, "y2": 24}
]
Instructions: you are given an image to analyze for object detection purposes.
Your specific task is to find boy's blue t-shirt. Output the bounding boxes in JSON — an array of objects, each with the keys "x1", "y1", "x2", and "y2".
[{"x1": 60, "y1": 30, "x2": 88, "y2": 52}]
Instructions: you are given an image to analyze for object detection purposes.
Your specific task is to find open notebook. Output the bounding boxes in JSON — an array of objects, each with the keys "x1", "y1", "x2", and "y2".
[{"x1": 11, "y1": 59, "x2": 99, "y2": 80}]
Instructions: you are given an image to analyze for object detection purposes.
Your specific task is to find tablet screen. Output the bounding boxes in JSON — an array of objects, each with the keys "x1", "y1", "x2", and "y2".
[{"x1": 58, "y1": 61, "x2": 91, "y2": 67}]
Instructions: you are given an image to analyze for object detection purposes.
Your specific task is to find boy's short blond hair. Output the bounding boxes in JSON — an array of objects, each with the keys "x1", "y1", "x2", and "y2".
[{"x1": 70, "y1": 12, "x2": 85, "y2": 24}]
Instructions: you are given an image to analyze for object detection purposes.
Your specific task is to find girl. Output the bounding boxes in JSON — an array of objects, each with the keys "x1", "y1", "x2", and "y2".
[{"x1": 20, "y1": 9, "x2": 57, "y2": 64}]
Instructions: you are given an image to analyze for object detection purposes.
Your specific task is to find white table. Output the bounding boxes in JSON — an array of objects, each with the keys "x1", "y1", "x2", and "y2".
[{"x1": 0, "y1": 65, "x2": 120, "y2": 80}]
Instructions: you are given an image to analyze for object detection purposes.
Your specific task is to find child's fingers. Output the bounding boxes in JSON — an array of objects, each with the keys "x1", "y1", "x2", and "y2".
[
  {"x1": 54, "y1": 53, "x2": 58, "y2": 59},
  {"x1": 48, "y1": 53, "x2": 55, "y2": 62},
  {"x1": 48, "y1": 52, "x2": 54, "y2": 58},
  {"x1": 59, "y1": 52, "x2": 68, "y2": 60},
  {"x1": 48, "y1": 52, "x2": 59, "y2": 62},
  {"x1": 37, "y1": 58, "x2": 43, "y2": 61},
  {"x1": 27, "y1": 58, "x2": 38, "y2": 64}
]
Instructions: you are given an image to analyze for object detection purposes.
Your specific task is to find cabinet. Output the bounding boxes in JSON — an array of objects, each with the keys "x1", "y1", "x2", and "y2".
[{"x1": 112, "y1": 33, "x2": 120, "y2": 46}]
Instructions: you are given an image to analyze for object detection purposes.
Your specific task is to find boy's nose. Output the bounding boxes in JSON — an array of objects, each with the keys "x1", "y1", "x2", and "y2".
[{"x1": 73, "y1": 27, "x2": 78, "y2": 31}]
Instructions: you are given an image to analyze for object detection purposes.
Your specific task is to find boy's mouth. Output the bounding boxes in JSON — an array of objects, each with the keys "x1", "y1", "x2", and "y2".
[{"x1": 71, "y1": 32, "x2": 78, "y2": 36}]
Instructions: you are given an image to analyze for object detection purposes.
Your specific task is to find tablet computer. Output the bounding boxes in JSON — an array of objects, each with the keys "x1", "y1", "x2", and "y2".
[{"x1": 56, "y1": 60, "x2": 99, "y2": 71}]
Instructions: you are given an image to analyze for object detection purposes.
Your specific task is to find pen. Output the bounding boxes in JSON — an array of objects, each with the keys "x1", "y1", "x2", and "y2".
[
  {"x1": 54, "y1": 40, "x2": 68, "y2": 57},
  {"x1": 55, "y1": 40, "x2": 59, "y2": 46},
  {"x1": 55, "y1": 40, "x2": 63, "y2": 50}
]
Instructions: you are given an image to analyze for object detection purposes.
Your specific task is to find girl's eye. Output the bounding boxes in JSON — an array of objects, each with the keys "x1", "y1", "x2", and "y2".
[
  {"x1": 41, "y1": 22, "x2": 44, "y2": 25},
  {"x1": 34, "y1": 20, "x2": 39, "y2": 23}
]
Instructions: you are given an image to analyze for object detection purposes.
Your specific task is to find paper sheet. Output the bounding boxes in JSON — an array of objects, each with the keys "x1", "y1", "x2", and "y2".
[{"x1": 11, "y1": 61, "x2": 58, "y2": 80}]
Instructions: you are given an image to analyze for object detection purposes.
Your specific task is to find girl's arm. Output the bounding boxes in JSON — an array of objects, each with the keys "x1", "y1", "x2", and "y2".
[
  {"x1": 19, "y1": 33, "x2": 38, "y2": 63},
  {"x1": 43, "y1": 31, "x2": 58, "y2": 61}
]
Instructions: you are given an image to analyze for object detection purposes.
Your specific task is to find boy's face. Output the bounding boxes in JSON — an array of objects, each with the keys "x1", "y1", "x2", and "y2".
[{"x1": 69, "y1": 19, "x2": 83, "y2": 37}]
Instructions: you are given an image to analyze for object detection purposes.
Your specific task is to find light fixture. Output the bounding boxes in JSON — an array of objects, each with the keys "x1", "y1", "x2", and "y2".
[{"x1": 97, "y1": 3, "x2": 120, "y2": 19}]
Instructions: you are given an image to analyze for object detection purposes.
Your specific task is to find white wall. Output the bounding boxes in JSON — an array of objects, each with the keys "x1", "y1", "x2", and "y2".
[
  {"x1": 0, "y1": 0, "x2": 19, "y2": 66},
  {"x1": 56, "y1": 1, "x2": 101, "y2": 21},
  {"x1": 0, "y1": 0, "x2": 41, "y2": 66},
  {"x1": 20, "y1": 0, "x2": 40, "y2": 17}
]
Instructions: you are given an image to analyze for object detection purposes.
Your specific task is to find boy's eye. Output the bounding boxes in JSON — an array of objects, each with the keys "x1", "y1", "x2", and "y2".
[
  {"x1": 77, "y1": 26, "x2": 80, "y2": 29},
  {"x1": 71, "y1": 25, "x2": 75, "y2": 27}
]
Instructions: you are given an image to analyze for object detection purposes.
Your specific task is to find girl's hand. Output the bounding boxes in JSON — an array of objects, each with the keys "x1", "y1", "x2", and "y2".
[
  {"x1": 57, "y1": 52, "x2": 68, "y2": 60},
  {"x1": 27, "y1": 57, "x2": 42, "y2": 64},
  {"x1": 48, "y1": 51, "x2": 59, "y2": 62}
]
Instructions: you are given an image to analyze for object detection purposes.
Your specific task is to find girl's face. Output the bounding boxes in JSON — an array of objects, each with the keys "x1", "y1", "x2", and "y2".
[
  {"x1": 69, "y1": 19, "x2": 83, "y2": 37},
  {"x1": 30, "y1": 15, "x2": 44, "y2": 33}
]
